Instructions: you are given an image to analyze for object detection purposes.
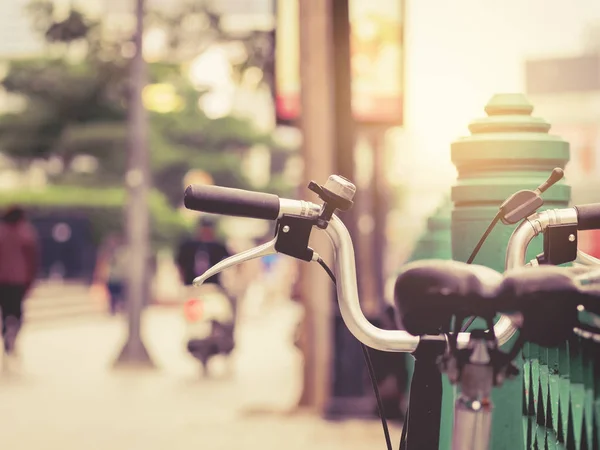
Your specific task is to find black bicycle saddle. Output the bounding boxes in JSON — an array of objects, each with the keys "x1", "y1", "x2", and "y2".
[{"x1": 394, "y1": 259, "x2": 502, "y2": 336}]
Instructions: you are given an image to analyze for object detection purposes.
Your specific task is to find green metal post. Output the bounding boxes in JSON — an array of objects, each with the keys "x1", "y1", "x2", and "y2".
[
  {"x1": 448, "y1": 93, "x2": 571, "y2": 450},
  {"x1": 408, "y1": 198, "x2": 452, "y2": 263}
]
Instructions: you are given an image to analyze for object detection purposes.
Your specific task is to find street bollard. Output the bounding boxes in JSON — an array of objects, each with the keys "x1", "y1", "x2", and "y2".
[
  {"x1": 449, "y1": 93, "x2": 571, "y2": 450},
  {"x1": 407, "y1": 197, "x2": 452, "y2": 263}
]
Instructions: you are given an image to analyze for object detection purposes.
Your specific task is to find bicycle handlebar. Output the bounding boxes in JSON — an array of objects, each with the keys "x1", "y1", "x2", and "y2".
[
  {"x1": 325, "y1": 216, "x2": 423, "y2": 351},
  {"x1": 327, "y1": 203, "x2": 599, "y2": 351},
  {"x1": 184, "y1": 184, "x2": 322, "y2": 220},
  {"x1": 184, "y1": 180, "x2": 600, "y2": 353},
  {"x1": 575, "y1": 203, "x2": 600, "y2": 231},
  {"x1": 184, "y1": 184, "x2": 280, "y2": 220}
]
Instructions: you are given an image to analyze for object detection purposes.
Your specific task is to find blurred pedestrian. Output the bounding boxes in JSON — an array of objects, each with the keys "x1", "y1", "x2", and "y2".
[
  {"x1": 94, "y1": 233, "x2": 128, "y2": 315},
  {"x1": 175, "y1": 217, "x2": 237, "y2": 374},
  {"x1": 175, "y1": 217, "x2": 231, "y2": 289},
  {"x1": 0, "y1": 206, "x2": 39, "y2": 359}
]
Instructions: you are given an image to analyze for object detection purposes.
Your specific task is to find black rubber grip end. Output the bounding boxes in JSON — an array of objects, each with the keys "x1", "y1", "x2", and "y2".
[
  {"x1": 576, "y1": 203, "x2": 600, "y2": 231},
  {"x1": 184, "y1": 184, "x2": 280, "y2": 220}
]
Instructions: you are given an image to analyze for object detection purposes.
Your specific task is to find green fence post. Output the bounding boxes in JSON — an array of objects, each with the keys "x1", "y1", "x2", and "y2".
[
  {"x1": 558, "y1": 342, "x2": 571, "y2": 447},
  {"x1": 568, "y1": 337, "x2": 586, "y2": 449},
  {"x1": 448, "y1": 93, "x2": 571, "y2": 450},
  {"x1": 407, "y1": 198, "x2": 453, "y2": 263},
  {"x1": 547, "y1": 347, "x2": 562, "y2": 449},
  {"x1": 538, "y1": 347, "x2": 553, "y2": 448},
  {"x1": 593, "y1": 342, "x2": 600, "y2": 448},
  {"x1": 583, "y1": 339, "x2": 595, "y2": 448},
  {"x1": 523, "y1": 342, "x2": 535, "y2": 448}
]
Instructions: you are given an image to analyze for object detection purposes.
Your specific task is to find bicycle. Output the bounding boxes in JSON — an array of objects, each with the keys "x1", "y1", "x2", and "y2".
[{"x1": 182, "y1": 173, "x2": 600, "y2": 450}]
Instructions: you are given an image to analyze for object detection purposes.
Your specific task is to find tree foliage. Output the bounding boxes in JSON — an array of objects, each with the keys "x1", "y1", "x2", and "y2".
[{"x1": 0, "y1": 0, "x2": 291, "y2": 214}]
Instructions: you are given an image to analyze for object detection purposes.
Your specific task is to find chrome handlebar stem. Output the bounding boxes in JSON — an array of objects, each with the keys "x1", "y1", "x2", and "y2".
[
  {"x1": 327, "y1": 206, "x2": 595, "y2": 351},
  {"x1": 324, "y1": 215, "x2": 514, "y2": 351},
  {"x1": 324, "y1": 216, "x2": 423, "y2": 352}
]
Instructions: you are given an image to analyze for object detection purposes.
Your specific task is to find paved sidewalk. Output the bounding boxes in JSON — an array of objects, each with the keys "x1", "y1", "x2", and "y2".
[{"x1": 0, "y1": 301, "x2": 399, "y2": 450}]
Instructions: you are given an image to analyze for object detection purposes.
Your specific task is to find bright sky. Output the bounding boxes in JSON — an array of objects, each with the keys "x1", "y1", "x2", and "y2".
[
  {"x1": 402, "y1": 0, "x2": 600, "y2": 185},
  {"x1": 381, "y1": 0, "x2": 600, "y2": 251}
]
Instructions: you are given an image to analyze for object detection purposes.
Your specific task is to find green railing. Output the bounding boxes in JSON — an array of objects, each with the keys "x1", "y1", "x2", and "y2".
[
  {"x1": 405, "y1": 93, "x2": 600, "y2": 449},
  {"x1": 524, "y1": 332, "x2": 599, "y2": 449},
  {"x1": 407, "y1": 200, "x2": 600, "y2": 449},
  {"x1": 449, "y1": 93, "x2": 573, "y2": 450}
]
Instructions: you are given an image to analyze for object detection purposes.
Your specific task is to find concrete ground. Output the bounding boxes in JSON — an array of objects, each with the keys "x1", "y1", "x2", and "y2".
[{"x1": 0, "y1": 299, "x2": 400, "y2": 450}]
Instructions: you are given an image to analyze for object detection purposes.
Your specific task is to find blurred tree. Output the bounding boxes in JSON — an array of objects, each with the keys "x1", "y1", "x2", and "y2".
[
  {"x1": 144, "y1": 0, "x2": 275, "y2": 87},
  {"x1": 0, "y1": 0, "x2": 292, "y2": 212}
]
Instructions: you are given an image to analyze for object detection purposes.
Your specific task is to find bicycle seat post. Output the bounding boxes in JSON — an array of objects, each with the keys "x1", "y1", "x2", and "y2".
[{"x1": 449, "y1": 330, "x2": 495, "y2": 450}]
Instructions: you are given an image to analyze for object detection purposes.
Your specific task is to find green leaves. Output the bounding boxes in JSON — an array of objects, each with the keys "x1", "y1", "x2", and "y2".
[
  {"x1": 0, "y1": 106, "x2": 63, "y2": 159},
  {"x1": 162, "y1": 113, "x2": 272, "y2": 151},
  {"x1": 0, "y1": 0, "x2": 296, "y2": 242}
]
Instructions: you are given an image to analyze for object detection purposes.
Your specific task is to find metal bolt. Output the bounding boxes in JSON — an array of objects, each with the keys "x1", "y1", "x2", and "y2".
[
  {"x1": 568, "y1": 234, "x2": 576, "y2": 242},
  {"x1": 282, "y1": 225, "x2": 290, "y2": 233}
]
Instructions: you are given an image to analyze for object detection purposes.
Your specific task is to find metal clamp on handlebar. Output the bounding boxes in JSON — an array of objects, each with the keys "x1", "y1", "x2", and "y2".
[
  {"x1": 506, "y1": 207, "x2": 578, "y2": 270},
  {"x1": 536, "y1": 222, "x2": 578, "y2": 265},
  {"x1": 274, "y1": 216, "x2": 317, "y2": 261},
  {"x1": 193, "y1": 175, "x2": 356, "y2": 287},
  {"x1": 193, "y1": 213, "x2": 320, "y2": 286},
  {"x1": 508, "y1": 204, "x2": 600, "y2": 269}
]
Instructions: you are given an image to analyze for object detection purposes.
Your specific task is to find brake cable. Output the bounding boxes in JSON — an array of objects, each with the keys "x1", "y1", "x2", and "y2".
[
  {"x1": 316, "y1": 257, "x2": 394, "y2": 450},
  {"x1": 461, "y1": 168, "x2": 565, "y2": 332},
  {"x1": 313, "y1": 170, "x2": 563, "y2": 447},
  {"x1": 460, "y1": 210, "x2": 504, "y2": 332}
]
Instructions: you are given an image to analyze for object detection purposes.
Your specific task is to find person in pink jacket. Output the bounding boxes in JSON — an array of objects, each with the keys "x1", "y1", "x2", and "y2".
[{"x1": 0, "y1": 206, "x2": 39, "y2": 356}]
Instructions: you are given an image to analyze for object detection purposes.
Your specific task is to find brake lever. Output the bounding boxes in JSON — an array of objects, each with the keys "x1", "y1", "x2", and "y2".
[
  {"x1": 193, "y1": 176, "x2": 355, "y2": 288},
  {"x1": 193, "y1": 238, "x2": 278, "y2": 286},
  {"x1": 193, "y1": 214, "x2": 320, "y2": 287}
]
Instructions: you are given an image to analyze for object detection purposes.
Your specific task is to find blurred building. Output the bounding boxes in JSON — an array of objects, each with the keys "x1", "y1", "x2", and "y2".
[
  {"x1": 32, "y1": 215, "x2": 97, "y2": 281},
  {"x1": 525, "y1": 50, "x2": 600, "y2": 257}
]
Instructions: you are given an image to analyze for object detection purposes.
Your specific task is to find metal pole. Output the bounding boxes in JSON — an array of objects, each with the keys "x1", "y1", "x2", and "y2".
[
  {"x1": 114, "y1": 0, "x2": 154, "y2": 368},
  {"x1": 325, "y1": 0, "x2": 376, "y2": 420},
  {"x1": 369, "y1": 129, "x2": 388, "y2": 312},
  {"x1": 297, "y1": 0, "x2": 336, "y2": 411}
]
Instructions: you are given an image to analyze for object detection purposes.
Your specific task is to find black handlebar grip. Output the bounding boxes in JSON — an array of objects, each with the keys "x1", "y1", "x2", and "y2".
[
  {"x1": 184, "y1": 184, "x2": 280, "y2": 220},
  {"x1": 575, "y1": 203, "x2": 600, "y2": 231}
]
